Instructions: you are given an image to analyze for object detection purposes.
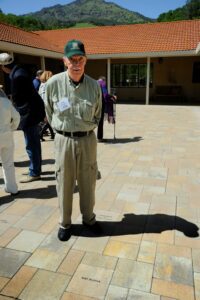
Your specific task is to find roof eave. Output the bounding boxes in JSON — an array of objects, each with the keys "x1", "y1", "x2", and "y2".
[
  {"x1": 88, "y1": 50, "x2": 198, "y2": 59},
  {"x1": 0, "y1": 41, "x2": 62, "y2": 59}
]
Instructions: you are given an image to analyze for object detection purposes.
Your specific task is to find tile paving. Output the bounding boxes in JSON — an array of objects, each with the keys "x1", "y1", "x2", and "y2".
[{"x1": 0, "y1": 104, "x2": 200, "y2": 299}]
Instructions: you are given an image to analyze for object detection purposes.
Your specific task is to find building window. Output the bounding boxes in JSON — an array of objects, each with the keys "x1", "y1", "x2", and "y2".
[
  {"x1": 192, "y1": 62, "x2": 200, "y2": 83},
  {"x1": 111, "y1": 63, "x2": 153, "y2": 88}
]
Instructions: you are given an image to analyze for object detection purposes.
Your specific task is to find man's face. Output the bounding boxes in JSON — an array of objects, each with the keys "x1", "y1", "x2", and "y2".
[{"x1": 63, "y1": 55, "x2": 87, "y2": 81}]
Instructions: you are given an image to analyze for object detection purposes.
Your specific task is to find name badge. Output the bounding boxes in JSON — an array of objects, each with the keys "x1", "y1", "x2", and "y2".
[{"x1": 57, "y1": 97, "x2": 71, "y2": 112}]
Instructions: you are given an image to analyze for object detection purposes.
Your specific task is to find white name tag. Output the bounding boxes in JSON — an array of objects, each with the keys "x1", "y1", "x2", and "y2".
[{"x1": 57, "y1": 97, "x2": 71, "y2": 112}]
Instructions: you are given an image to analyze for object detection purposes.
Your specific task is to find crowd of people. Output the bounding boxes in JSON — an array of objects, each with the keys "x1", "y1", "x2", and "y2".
[{"x1": 0, "y1": 40, "x2": 117, "y2": 242}]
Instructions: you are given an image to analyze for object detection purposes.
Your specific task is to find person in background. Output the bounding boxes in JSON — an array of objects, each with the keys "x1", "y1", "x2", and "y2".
[
  {"x1": 33, "y1": 70, "x2": 43, "y2": 91},
  {"x1": 45, "y1": 39, "x2": 102, "y2": 241},
  {"x1": 0, "y1": 53, "x2": 46, "y2": 183},
  {"x1": 97, "y1": 76, "x2": 117, "y2": 142},
  {"x1": 38, "y1": 70, "x2": 55, "y2": 141},
  {"x1": 0, "y1": 87, "x2": 20, "y2": 195}
]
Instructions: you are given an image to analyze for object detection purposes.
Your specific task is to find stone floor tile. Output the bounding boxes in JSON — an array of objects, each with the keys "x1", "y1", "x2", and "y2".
[
  {"x1": 143, "y1": 230, "x2": 174, "y2": 244},
  {"x1": 82, "y1": 253, "x2": 117, "y2": 270},
  {"x1": 67, "y1": 264, "x2": 113, "y2": 299},
  {"x1": 175, "y1": 235, "x2": 200, "y2": 248},
  {"x1": 194, "y1": 272, "x2": 200, "y2": 300},
  {"x1": 19, "y1": 269, "x2": 70, "y2": 300},
  {"x1": 0, "y1": 277, "x2": 9, "y2": 291},
  {"x1": 103, "y1": 240, "x2": 139, "y2": 260},
  {"x1": 154, "y1": 253, "x2": 193, "y2": 286},
  {"x1": 14, "y1": 205, "x2": 55, "y2": 231},
  {"x1": 2, "y1": 266, "x2": 37, "y2": 298},
  {"x1": 2, "y1": 201, "x2": 33, "y2": 216},
  {"x1": 137, "y1": 241, "x2": 157, "y2": 264},
  {"x1": 0, "y1": 248, "x2": 30, "y2": 278},
  {"x1": 38, "y1": 210, "x2": 59, "y2": 234},
  {"x1": 160, "y1": 297, "x2": 177, "y2": 300},
  {"x1": 105, "y1": 285, "x2": 128, "y2": 299},
  {"x1": 111, "y1": 258, "x2": 153, "y2": 292},
  {"x1": 157, "y1": 243, "x2": 191, "y2": 258},
  {"x1": 0, "y1": 295, "x2": 14, "y2": 300},
  {"x1": 0, "y1": 227, "x2": 21, "y2": 247},
  {"x1": 142, "y1": 185, "x2": 165, "y2": 195},
  {"x1": 7, "y1": 230, "x2": 46, "y2": 253},
  {"x1": 127, "y1": 289, "x2": 160, "y2": 299},
  {"x1": 61, "y1": 292, "x2": 96, "y2": 300},
  {"x1": 0, "y1": 212, "x2": 22, "y2": 225},
  {"x1": 192, "y1": 249, "x2": 200, "y2": 272},
  {"x1": 151, "y1": 278, "x2": 195, "y2": 300},
  {"x1": 72, "y1": 236, "x2": 109, "y2": 254},
  {"x1": 14, "y1": 215, "x2": 49, "y2": 231},
  {"x1": 58, "y1": 249, "x2": 85, "y2": 275},
  {"x1": 25, "y1": 232, "x2": 74, "y2": 271}
]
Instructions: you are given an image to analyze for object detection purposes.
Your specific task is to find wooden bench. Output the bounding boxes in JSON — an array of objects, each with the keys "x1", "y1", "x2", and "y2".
[{"x1": 154, "y1": 85, "x2": 183, "y2": 104}]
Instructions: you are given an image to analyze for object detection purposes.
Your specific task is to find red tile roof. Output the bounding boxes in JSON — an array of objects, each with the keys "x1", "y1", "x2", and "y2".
[
  {"x1": 0, "y1": 22, "x2": 61, "y2": 53},
  {"x1": 1, "y1": 20, "x2": 200, "y2": 57},
  {"x1": 36, "y1": 20, "x2": 200, "y2": 56}
]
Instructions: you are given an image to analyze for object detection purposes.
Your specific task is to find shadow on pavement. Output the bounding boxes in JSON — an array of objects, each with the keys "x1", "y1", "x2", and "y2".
[
  {"x1": 0, "y1": 185, "x2": 57, "y2": 205},
  {"x1": 103, "y1": 136, "x2": 143, "y2": 144},
  {"x1": 14, "y1": 159, "x2": 55, "y2": 167},
  {"x1": 72, "y1": 213, "x2": 199, "y2": 239}
]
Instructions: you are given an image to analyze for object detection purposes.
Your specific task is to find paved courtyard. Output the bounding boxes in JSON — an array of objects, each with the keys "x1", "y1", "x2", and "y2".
[{"x1": 0, "y1": 104, "x2": 200, "y2": 300}]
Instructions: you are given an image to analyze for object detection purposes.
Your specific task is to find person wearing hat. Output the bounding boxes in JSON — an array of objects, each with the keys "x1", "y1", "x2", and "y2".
[
  {"x1": 0, "y1": 87, "x2": 20, "y2": 195},
  {"x1": 0, "y1": 53, "x2": 45, "y2": 183},
  {"x1": 45, "y1": 39, "x2": 102, "y2": 241}
]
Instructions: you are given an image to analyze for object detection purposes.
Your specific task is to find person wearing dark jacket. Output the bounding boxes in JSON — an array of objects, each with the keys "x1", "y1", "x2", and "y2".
[{"x1": 0, "y1": 53, "x2": 46, "y2": 183}]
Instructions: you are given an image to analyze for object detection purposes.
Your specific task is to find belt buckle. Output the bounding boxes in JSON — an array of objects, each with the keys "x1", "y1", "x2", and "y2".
[{"x1": 70, "y1": 132, "x2": 74, "y2": 137}]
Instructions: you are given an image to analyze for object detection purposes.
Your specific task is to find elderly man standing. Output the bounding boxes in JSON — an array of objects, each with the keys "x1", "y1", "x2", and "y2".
[{"x1": 45, "y1": 39, "x2": 102, "y2": 241}]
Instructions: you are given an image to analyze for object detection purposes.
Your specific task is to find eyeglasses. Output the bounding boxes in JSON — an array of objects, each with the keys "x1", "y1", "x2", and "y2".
[{"x1": 69, "y1": 57, "x2": 85, "y2": 65}]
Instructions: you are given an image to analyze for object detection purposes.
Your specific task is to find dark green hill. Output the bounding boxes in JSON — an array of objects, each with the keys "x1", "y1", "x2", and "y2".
[{"x1": 25, "y1": 0, "x2": 153, "y2": 28}]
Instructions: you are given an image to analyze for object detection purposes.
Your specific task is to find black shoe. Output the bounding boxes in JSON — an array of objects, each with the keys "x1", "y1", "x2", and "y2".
[
  {"x1": 83, "y1": 221, "x2": 103, "y2": 234},
  {"x1": 58, "y1": 227, "x2": 71, "y2": 241}
]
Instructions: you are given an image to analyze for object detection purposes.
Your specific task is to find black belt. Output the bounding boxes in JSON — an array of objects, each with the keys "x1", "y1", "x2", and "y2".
[{"x1": 56, "y1": 130, "x2": 93, "y2": 138}]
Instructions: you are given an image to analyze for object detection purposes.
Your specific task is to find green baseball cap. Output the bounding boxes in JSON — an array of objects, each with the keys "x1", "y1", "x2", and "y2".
[{"x1": 64, "y1": 39, "x2": 86, "y2": 58}]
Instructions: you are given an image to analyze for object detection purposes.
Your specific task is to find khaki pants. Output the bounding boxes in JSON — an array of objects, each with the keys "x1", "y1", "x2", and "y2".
[{"x1": 55, "y1": 131, "x2": 97, "y2": 228}]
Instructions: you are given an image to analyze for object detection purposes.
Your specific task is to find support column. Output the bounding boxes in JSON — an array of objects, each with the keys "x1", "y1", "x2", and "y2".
[
  {"x1": 40, "y1": 56, "x2": 45, "y2": 70},
  {"x1": 146, "y1": 57, "x2": 150, "y2": 105},
  {"x1": 107, "y1": 58, "x2": 111, "y2": 93}
]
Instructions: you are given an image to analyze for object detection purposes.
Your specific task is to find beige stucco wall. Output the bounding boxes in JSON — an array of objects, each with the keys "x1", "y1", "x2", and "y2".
[{"x1": 86, "y1": 56, "x2": 200, "y2": 104}]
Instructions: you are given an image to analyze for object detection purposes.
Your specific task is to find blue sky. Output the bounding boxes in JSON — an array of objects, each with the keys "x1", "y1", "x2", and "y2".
[{"x1": 0, "y1": 0, "x2": 187, "y2": 18}]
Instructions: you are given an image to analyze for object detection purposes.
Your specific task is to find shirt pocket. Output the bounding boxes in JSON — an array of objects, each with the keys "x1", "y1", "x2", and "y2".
[{"x1": 79, "y1": 100, "x2": 94, "y2": 122}]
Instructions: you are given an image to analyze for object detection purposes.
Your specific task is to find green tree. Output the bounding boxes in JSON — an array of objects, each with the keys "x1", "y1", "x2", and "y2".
[{"x1": 186, "y1": 0, "x2": 200, "y2": 19}]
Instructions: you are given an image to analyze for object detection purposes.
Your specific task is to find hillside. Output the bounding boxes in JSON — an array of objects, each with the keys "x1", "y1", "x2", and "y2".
[{"x1": 25, "y1": 0, "x2": 152, "y2": 28}]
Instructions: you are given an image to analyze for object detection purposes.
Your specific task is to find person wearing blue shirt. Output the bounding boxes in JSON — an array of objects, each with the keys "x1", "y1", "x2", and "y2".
[{"x1": 33, "y1": 70, "x2": 43, "y2": 91}]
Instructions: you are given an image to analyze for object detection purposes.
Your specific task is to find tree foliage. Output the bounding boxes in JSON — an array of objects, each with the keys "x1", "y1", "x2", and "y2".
[
  {"x1": 158, "y1": 0, "x2": 200, "y2": 22},
  {"x1": 0, "y1": 12, "x2": 45, "y2": 30}
]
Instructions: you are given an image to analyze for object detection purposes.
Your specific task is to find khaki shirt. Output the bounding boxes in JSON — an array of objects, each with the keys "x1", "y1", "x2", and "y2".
[{"x1": 45, "y1": 71, "x2": 102, "y2": 132}]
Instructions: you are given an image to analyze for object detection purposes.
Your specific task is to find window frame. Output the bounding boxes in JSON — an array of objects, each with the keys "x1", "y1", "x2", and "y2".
[{"x1": 111, "y1": 63, "x2": 153, "y2": 88}]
